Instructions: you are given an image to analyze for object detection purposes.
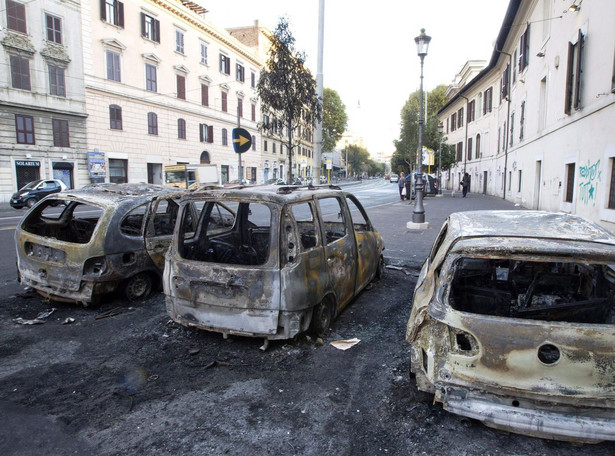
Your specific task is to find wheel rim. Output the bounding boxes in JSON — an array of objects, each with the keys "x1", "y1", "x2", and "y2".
[
  {"x1": 125, "y1": 273, "x2": 152, "y2": 301},
  {"x1": 26, "y1": 199, "x2": 36, "y2": 208}
]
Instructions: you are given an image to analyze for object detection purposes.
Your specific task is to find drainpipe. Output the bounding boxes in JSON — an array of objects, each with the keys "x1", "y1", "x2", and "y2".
[
  {"x1": 459, "y1": 94, "x2": 469, "y2": 177},
  {"x1": 496, "y1": 48, "x2": 513, "y2": 200}
]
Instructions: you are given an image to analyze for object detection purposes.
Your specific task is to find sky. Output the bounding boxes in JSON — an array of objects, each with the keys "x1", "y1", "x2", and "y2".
[{"x1": 202, "y1": 0, "x2": 510, "y2": 158}]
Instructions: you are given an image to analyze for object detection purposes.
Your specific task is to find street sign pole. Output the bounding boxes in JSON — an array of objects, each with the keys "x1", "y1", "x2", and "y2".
[{"x1": 237, "y1": 106, "x2": 242, "y2": 182}]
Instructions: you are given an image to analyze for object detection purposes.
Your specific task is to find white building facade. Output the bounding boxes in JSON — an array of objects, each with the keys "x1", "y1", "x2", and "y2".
[
  {"x1": 440, "y1": 0, "x2": 615, "y2": 231},
  {"x1": 81, "y1": 0, "x2": 263, "y2": 185},
  {"x1": 0, "y1": 0, "x2": 87, "y2": 201}
]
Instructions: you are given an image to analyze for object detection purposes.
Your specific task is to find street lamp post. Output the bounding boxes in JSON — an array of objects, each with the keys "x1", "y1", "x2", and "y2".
[
  {"x1": 412, "y1": 28, "x2": 431, "y2": 225},
  {"x1": 438, "y1": 122, "x2": 443, "y2": 195}
]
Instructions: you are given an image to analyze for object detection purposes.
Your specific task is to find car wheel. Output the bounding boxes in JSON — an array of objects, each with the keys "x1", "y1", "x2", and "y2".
[
  {"x1": 26, "y1": 198, "x2": 37, "y2": 208},
  {"x1": 123, "y1": 272, "x2": 153, "y2": 301},
  {"x1": 310, "y1": 296, "x2": 335, "y2": 336}
]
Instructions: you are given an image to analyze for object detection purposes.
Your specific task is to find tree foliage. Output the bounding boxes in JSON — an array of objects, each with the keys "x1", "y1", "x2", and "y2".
[
  {"x1": 257, "y1": 17, "x2": 322, "y2": 182},
  {"x1": 343, "y1": 144, "x2": 381, "y2": 177},
  {"x1": 322, "y1": 88, "x2": 347, "y2": 153},
  {"x1": 391, "y1": 84, "x2": 456, "y2": 176}
]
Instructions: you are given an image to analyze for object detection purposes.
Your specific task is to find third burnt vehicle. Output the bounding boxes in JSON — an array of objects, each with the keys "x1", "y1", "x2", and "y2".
[
  {"x1": 164, "y1": 184, "x2": 385, "y2": 345},
  {"x1": 406, "y1": 210, "x2": 615, "y2": 443}
]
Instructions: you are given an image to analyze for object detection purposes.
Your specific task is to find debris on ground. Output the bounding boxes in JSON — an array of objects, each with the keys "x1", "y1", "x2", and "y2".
[
  {"x1": 13, "y1": 308, "x2": 56, "y2": 325},
  {"x1": 330, "y1": 338, "x2": 361, "y2": 350}
]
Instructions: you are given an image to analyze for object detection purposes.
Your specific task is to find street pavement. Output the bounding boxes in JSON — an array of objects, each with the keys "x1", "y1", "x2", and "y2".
[{"x1": 369, "y1": 189, "x2": 522, "y2": 269}]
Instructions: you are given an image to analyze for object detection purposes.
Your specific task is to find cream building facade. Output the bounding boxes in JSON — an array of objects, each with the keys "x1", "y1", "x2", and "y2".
[
  {"x1": 440, "y1": 0, "x2": 615, "y2": 231},
  {"x1": 81, "y1": 0, "x2": 263, "y2": 185},
  {"x1": 0, "y1": 0, "x2": 87, "y2": 201}
]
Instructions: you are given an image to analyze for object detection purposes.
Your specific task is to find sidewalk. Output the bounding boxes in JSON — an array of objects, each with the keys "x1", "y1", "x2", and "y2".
[{"x1": 370, "y1": 190, "x2": 521, "y2": 270}]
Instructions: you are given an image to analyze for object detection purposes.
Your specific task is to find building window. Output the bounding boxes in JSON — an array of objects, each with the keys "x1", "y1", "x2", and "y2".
[
  {"x1": 221, "y1": 91, "x2": 228, "y2": 112},
  {"x1": 221, "y1": 165, "x2": 229, "y2": 183},
  {"x1": 15, "y1": 114, "x2": 34, "y2": 144},
  {"x1": 519, "y1": 24, "x2": 530, "y2": 72},
  {"x1": 145, "y1": 63, "x2": 157, "y2": 92},
  {"x1": 502, "y1": 122, "x2": 507, "y2": 150},
  {"x1": 467, "y1": 100, "x2": 475, "y2": 123},
  {"x1": 264, "y1": 140, "x2": 268, "y2": 152},
  {"x1": 457, "y1": 107, "x2": 464, "y2": 128},
  {"x1": 141, "y1": 12, "x2": 160, "y2": 42},
  {"x1": 7, "y1": 0, "x2": 27, "y2": 33},
  {"x1": 201, "y1": 84, "x2": 209, "y2": 106},
  {"x1": 147, "y1": 112, "x2": 158, "y2": 135},
  {"x1": 219, "y1": 54, "x2": 230, "y2": 75},
  {"x1": 451, "y1": 113, "x2": 457, "y2": 131},
  {"x1": 176, "y1": 74, "x2": 186, "y2": 100},
  {"x1": 236, "y1": 63, "x2": 245, "y2": 82},
  {"x1": 456, "y1": 142, "x2": 462, "y2": 162},
  {"x1": 565, "y1": 163, "x2": 575, "y2": 203},
  {"x1": 475, "y1": 134, "x2": 481, "y2": 159},
  {"x1": 518, "y1": 170, "x2": 522, "y2": 192},
  {"x1": 273, "y1": 143, "x2": 277, "y2": 154},
  {"x1": 608, "y1": 159, "x2": 615, "y2": 209},
  {"x1": 251, "y1": 104, "x2": 256, "y2": 122},
  {"x1": 106, "y1": 50, "x2": 121, "y2": 82},
  {"x1": 52, "y1": 119, "x2": 70, "y2": 147},
  {"x1": 501, "y1": 64, "x2": 510, "y2": 101},
  {"x1": 102, "y1": 0, "x2": 124, "y2": 28},
  {"x1": 509, "y1": 113, "x2": 515, "y2": 147},
  {"x1": 252, "y1": 135, "x2": 256, "y2": 151},
  {"x1": 222, "y1": 128, "x2": 228, "y2": 146},
  {"x1": 178, "y1": 118, "x2": 186, "y2": 139},
  {"x1": 565, "y1": 29, "x2": 584, "y2": 115},
  {"x1": 519, "y1": 100, "x2": 525, "y2": 141},
  {"x1": 251, "y1": 72, "x2": 256, "y2": 88},
  {"x1": 467, "y1": 137, "x2": 473, "y2": 161},
  {"x1": 199, "y1": 124, "x2": 213, "y2": 143},
  {"x1": 237, "y1": 99, "x2": 243, "y2": 118},
  {"x1": 109, "y1": 158, "x2": 127, "y2": 184},
  {"x1": 483, "y1": 87, "x2": 493, "y2": 114},
  {"x1": 10, "y1": 55, "x2": 30, "y2": 90},
  {"x1": 513, "y1": 49, "x2": 517, "y2": 83},
  {"x1": 48, "y1": 65, "x2": 66, "y2": 96},
  {"x1": 200, "y1": 42, "x2": 208, "y2": 64},
  {"x1": 109, "y1": 104, "x2": 122, "y2": 130},
  {"x1": 45, "y1": 13, "x2": 62, "y2": 44},
  {"x1": 175, "y1": 29, "x2": 184, "y2": 53}
]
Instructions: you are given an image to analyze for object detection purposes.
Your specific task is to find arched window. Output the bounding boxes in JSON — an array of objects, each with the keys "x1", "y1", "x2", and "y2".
[
  {"x1": 222, "y1": 128, "x2": 228, "y2": 146},
  {"x1": 200, "y1": 151, "x2": 210, "y2": 164},
  {"x1": 476, "y1": 134, "x2": 481, "y2": 159},
  {"x1": 109, "y1": 104, "x2": 122, "y2": 130},
  {"x1": 177, "y1": 118, "x2": 186, "y2": 139}
]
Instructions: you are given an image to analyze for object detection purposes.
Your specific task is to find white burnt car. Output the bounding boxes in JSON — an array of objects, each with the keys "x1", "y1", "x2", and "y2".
[
  {"x1": 406, "y1": 210, "x2": 615, "y2": 442},
  {"x1": 164, "y1": 185, "x2": 384, "y2": 344},
  {"x1": 16, "y1": 184, "x2": 185, "y2": 305}
]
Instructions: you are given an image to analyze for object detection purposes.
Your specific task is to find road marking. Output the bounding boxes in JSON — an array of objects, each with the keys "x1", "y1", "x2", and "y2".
[{"x1": 0, "y1": 225, "x2": 17, "y2": 231}]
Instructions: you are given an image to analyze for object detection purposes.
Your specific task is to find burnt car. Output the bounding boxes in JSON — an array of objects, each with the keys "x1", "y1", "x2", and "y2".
[
  {"x1": 10, "y1": 179, "x2": 68, "y2": 209},
  {"x1": 164, "y1": 185, "x2": 384, "y2": 344},
  {"x1": 406, "y1": 210, "x2": 615, "y2": 442},
  {"x1": 16, "y1": 183, "x2": 185, "y2": 305}
]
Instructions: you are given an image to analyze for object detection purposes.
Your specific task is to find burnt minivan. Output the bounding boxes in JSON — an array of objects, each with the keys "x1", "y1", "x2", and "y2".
[
  {"x1": 16, "y1": 184, "x2": 185, "y2": 305},
  {"x1": 164, "y1": 185, "x2": 384, "y2": 344}
]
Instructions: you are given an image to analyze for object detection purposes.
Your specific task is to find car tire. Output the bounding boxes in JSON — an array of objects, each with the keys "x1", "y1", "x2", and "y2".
[
  {"x1": 310, "y1": 296, "x2": 335, "y2": 336},
  {"x1": 26, "y1": 198, "x2": 37, "y2": 208},
  {"x1": 123, "y1": 272, "x2": 153, "y2": 301}
]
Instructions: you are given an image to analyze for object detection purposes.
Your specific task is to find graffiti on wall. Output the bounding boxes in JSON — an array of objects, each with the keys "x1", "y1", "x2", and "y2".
[{"x1": 578, "y1": 159, "x2": 601, "y2": 206}]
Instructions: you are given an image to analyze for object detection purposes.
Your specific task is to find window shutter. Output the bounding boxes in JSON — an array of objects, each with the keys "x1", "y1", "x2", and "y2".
[
  {"x1": 199, "y1": 124, "x2": 204, "y2": 142},
  {"x1": 100, "y1": 0, "x2": 106, "y2": 21},
  {"x1": 574, "y1": 29, "x2": 584, "y2": 110},
  {"x1": 208, "y1": 125, "x2": 214, "y2": 143},
  {"x1": 564, "y1": 42, "x2": 574, "y2": 114},
  {"x1": 141, "y1": 13, "x2": 146, "y2": 37},
  {"x1": 117, "y1": 1, "x2": 124, "y2": 28},
  {"x1": 154, "y1": 19, "x2": 160, "y2": 43}
]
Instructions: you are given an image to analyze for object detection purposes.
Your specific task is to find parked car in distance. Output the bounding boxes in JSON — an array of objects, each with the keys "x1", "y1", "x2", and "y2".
[
  {"x1": 406, "y1": 210, "x2": 615, "y2": 443},
  {"x1": 389, "y1": 174, "x2": 399, "y2": 183},
  {"x1": 16, "y1": 183, "x2": 186, "y2": 305},
  {"x1": 164, "y1": 185, "x2": 385, "y2": 345},
  {"x1": 228, "y1": 178, "x2": 249, "y2": 186},
  {"x1": 10, "y1": 179, "x2": 68, "y2": 209}
]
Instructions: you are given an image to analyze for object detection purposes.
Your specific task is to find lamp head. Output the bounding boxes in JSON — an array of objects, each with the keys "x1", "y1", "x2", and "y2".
[{"x1": 414, "y1": 28, "x2": 431, "y2": 57}]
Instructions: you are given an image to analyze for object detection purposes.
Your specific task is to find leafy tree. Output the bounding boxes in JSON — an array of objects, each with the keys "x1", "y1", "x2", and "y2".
[
  {"x1": 392, "y1": 84, "x2": 454, "y2": 176},
  {"x1": 343, "y1": 144, "x2": 381, "y2": 177},
  {"x1": 322, "y1": 88, "x2": 347, "y2": 152},
  {"x1": 258, "y1": 18, "x2": 322, "y2": 183}
]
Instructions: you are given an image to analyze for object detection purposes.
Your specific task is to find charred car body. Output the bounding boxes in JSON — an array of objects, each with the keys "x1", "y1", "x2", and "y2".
[
  {"x1": 164, "y1": 185, "x2": 384, "y2": 342},
  {"x1": 406, "y1": 210, "x2": 615, "y2": 442},
  {"x1": 16, "y1": 184, "x2": 185, "y2": 305}
]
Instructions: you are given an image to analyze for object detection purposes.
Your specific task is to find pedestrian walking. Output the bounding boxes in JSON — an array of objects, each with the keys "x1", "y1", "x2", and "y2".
[
  {"x1": 461, "y1": 172, "x2": 470, "y2": 198},
  {"x1": 398, "y1": 172, "x2": 406, "y2": 200}
]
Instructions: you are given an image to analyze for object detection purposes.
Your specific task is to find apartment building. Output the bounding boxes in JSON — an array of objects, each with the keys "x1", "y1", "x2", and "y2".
[
  {"x1": 440, "y1": 0, "x2": 615, "y2": 230},
  {"x1": 81, "y1": 0, "x2": 262, "y2": 185},
  {"x1": 0, "y1": 0, "x2": 87, "y2": 201}
]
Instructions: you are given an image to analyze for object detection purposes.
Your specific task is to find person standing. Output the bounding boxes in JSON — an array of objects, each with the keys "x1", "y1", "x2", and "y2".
[
  {"x1": 462, "y1": 172, "x2": 470, "y2": 198},
  {"x1": 398, "y1": 172, "x2": 406, "y2": 200}
]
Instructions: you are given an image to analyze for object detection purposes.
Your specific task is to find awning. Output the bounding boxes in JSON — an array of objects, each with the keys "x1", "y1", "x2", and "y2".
[{"x1": 53, "y1": 161, "x2": 74, "y2": 170}]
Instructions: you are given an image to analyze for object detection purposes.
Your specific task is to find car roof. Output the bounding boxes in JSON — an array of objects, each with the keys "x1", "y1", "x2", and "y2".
[
  {"x1": 448, "y1": 210, "x2": 615, "y2": 245},
  {"x1": 182, "y1": 184, "x2": 346, "y2": 205},
  {"x1": 53, "y1": 183, "x2": 183, "y2": 206}
]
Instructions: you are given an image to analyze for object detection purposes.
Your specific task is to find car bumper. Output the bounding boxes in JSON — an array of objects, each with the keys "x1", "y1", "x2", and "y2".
[
  {"x1": 10, "y1": 199, "x2": 25, "y2": 208},
  {"x1": 441, "y1": 386, "x2": 615, "y2": 443}
]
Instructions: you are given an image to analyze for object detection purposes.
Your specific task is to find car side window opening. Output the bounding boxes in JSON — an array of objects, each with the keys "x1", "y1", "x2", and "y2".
[
  {"x1": 318, "y1": 197, "x2": 347, "y2": 244},
  {"x1": 148, "y1": 198, "x2": 179, "y2": 237},
  {"x1": 290, "y1": 202, "x2": 319, "y2": 250},
  {"x1": 345, "y1": 195, "x2": 371, "y2": 232},
  {"x1": 121, "y1": 203, "x2": 148, "y2": 236}
]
